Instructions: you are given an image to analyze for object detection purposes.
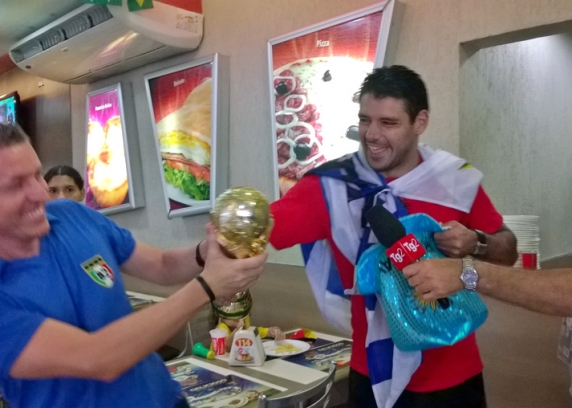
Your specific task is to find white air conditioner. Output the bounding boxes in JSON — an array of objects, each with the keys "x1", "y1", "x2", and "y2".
[{"x1": 9, "y1": 2, "x2": 204, "y2": 84}]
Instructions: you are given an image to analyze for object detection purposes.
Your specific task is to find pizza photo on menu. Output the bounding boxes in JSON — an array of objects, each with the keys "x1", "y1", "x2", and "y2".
[
  {"x1": 269, "y1": 8, "x2": 384, "y2": 197},
  {"x1": 274, "y1": 56, "x2": 370, "y2": 196}
]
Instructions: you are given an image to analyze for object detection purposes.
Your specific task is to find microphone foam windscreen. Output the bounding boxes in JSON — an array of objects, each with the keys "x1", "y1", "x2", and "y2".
[{"x1": 365, "y1": 205, "x2": 406, "y2": 248}]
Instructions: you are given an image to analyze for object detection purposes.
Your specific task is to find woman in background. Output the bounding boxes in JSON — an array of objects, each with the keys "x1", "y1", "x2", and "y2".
[{"x1": 44, "y1": 165, "x2": 85, "y2": 202}]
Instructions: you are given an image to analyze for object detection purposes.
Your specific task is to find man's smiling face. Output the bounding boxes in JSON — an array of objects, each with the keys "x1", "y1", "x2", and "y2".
[
  {"x1": 358, "y1": 94, "x2": 428, "y2": 178},
  {"x1": 0, "y1": 142, "x2": 50, "y2": 254}
]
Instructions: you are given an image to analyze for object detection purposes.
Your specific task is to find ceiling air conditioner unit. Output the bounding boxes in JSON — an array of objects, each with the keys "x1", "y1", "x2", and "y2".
[{"x1": 8, "y1": 2, "x2": 203, "y2": 84}]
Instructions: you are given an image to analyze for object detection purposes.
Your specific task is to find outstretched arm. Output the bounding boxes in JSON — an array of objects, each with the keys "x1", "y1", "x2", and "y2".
[
  {"x1": 120, "y1": 238, "x2": 208, "y2": 286},
  {"x1": 10, "y1": 225, "x2": 267, "y2": 381},
  {"x1": 403, "y1": 258, "x2": 572, "y2": 316}
]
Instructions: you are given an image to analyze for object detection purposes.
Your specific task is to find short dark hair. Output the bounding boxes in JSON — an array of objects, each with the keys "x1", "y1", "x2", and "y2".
[
  {"x1": 0, "y1": 122, "x2": 29, "y2": 148},
  {"x1": 44, "y1": 165, "x2": 84, "y2": 190},
  {"x1": 359, "y1": 65, "x2": 429, "y2": 123}
]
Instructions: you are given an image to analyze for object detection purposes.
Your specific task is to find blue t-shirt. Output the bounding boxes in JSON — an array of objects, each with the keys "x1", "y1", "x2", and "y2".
[{"x1": 0, "y1": 200, "x2": 181, "y2": 408}]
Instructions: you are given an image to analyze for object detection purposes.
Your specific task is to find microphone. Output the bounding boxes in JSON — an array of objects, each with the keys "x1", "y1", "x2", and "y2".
[
  {"x1": 365, "y1": 205, "x2": 426, "y2": 268},
  {"x1": 365, "y1": 205, "x2": 450, "y2": 308}
]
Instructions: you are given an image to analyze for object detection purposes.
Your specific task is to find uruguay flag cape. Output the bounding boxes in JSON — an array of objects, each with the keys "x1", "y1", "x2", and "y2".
[{"x1": 300, "y1": 144, "x2": 483, "y2": 408}]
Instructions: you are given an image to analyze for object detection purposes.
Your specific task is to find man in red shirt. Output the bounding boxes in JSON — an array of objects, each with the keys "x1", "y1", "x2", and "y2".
[{"x1": 269, "y1": 65, "x2": 517, "y2": 408}]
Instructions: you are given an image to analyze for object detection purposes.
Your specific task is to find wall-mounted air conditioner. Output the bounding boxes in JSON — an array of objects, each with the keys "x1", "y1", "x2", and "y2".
[{"x1": 9, "y1": 2, "x2": 204, "y2": 84}]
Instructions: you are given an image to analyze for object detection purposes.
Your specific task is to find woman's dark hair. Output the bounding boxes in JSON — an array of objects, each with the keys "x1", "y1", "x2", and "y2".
[{"x1": 44, "y1": 165, "x2": 84, "y2": 190}]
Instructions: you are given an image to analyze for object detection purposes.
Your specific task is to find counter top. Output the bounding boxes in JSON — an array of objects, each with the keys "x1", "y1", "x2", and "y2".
[{"x1": 167, "y1": 330, "x2": 351, "y2": 407}]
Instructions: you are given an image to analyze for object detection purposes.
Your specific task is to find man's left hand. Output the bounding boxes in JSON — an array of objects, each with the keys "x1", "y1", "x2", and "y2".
[{"x1": 434, "y1": 221, "x2": 477, "y2": 258}]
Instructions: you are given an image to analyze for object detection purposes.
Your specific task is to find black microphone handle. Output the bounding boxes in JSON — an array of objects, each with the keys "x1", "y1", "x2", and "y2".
[{"x1": 364, "y1": 204, "x2": 406, "y2": 247}]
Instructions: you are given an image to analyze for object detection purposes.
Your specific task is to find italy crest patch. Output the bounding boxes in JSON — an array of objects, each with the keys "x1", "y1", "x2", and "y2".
[{"x1": 81, "y1": 255, "x2": 115, "y2": 288}]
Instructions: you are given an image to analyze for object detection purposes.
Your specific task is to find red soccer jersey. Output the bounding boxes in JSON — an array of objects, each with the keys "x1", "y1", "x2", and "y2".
[{"x1": 269, "y1": 174, "x2": 503, "y2": 392}]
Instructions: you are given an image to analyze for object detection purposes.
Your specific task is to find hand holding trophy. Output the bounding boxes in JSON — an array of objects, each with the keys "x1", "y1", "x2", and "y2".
[{"x1": 210, "y1": 187, "x2": 273, "y2": 318}]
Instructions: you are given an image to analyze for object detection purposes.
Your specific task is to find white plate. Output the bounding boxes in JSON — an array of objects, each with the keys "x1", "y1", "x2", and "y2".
[
  {"x1": 166, "y1": 183, "x2": 209, "y2": 206},
  {"x1": 263, "y1": 339, "x2": 311, "y2": 357}
]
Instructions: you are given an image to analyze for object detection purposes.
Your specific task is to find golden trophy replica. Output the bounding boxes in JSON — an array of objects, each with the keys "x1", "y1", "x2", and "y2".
[
  {"x1": 210, "y1": 187, "x2": 272, "y2": 365},
  {"x1": 210, "y1": 186, "x2": 273, "y2": 259},
  {"x1": 210, "y1": 186, "x2": 273, "y2": 317}
]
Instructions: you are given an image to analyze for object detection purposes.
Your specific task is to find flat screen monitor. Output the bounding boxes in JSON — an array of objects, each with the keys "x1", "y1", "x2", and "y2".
[{"x1": 0, "y1": 91, "x2": 19, "y2": 125}]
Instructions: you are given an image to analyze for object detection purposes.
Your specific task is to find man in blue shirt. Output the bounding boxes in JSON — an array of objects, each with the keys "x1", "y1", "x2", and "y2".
[{"x1": 0, "y1": 123, "x2": 267, "y2": 408}]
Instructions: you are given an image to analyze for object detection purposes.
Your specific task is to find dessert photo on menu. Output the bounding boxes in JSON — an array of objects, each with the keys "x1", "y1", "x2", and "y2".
[{"x1": 85, "y1": 84, "x2": 131, "y2": 212}]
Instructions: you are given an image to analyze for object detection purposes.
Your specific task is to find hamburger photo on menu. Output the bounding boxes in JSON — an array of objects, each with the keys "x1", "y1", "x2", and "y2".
[{"x1": 156, "y1": 77, "x2": 212, "y2": 202}]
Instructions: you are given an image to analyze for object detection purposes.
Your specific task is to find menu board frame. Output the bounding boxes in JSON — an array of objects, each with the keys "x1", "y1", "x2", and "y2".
[
  {"x1": 144, "y1": 53, "x2": 229, "y2": 218},
  {"x1": 266, "y1": 0, "x2": 402, "y2": 199},
  {"x1": 84, "y1": 82, "x2": 141, "y2": 215}
]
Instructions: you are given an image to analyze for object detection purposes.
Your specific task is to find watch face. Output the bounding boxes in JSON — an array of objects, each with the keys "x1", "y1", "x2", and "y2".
[
  {"x1": 465, "y1": 269, "x2": 477, "y2": 285},
  {"x1": 461, "y1": 268, "x2": 479, "y2": 288}
]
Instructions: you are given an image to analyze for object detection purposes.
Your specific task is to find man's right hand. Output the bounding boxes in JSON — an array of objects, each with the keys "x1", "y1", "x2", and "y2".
[
  {"x1": 199, "y1": 224, "x2": 268, "y2": 302},
  {"x1": 402, "y1": 258, "x2": 464, "y2": 300}
]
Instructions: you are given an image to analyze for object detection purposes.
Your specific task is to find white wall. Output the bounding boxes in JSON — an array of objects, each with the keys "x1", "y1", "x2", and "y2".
[{"x1": 460, "y1": 33, "x2": 572, "y2": 261}]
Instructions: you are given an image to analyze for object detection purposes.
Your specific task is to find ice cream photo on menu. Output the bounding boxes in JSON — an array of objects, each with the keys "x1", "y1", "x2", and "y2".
[{"x1": 85, "y1": 85, "x2": 130, "y2": 211}]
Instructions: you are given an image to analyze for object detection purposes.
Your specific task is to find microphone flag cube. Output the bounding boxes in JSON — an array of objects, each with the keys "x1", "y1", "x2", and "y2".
[{"x1": 385, "y1": 233, "x2": 427, "y2": 270}]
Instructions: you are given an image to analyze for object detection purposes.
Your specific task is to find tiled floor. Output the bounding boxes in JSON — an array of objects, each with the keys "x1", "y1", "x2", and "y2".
[{"x1": 478, "y1": 296, "x2": 570, "y2": 407}]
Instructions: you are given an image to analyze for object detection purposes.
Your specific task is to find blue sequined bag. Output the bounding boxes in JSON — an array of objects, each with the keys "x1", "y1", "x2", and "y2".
[{"x1": 356, "y1": 213, "x2": 488, "y2": 352}]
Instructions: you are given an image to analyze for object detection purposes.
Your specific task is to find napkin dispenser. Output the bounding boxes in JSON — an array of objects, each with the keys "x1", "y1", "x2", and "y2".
[{"x1": 228, "y1": 326, "x2": 265, "y2": 366}]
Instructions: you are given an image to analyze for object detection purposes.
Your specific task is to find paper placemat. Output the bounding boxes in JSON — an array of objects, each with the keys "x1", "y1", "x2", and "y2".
[
  {"x1": 246, "y1": 358, "x2": 328, "y2": 384},
  {"x1": 168, "y1": 358, "x2": 285, "y2": 407},
  {"x1": 171, "y1": 357, "x2": 287, "y2": 391}
]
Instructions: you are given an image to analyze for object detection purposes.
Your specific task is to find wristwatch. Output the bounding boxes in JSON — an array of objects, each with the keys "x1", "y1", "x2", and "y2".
[
  {"x1": 460, "y1": 257, "x2": 478, "y2": 291},
  {"x1": 472, "y1": 229, "x2": 487, "y2": 256}
]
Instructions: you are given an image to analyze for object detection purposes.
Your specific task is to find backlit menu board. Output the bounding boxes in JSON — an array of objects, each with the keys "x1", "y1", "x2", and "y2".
[
  {"x1": 145, "y1": 54, "x2": 229, "y2": 218},
  {"x1": 85, "y1": 83, "x2": 135, "y2": 214},
  {"x1": 268, "y1": 1, "x2": 397, "y2": 198}
]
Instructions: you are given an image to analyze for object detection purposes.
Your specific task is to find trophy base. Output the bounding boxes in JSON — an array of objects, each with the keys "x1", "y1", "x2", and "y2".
[{"x1": 212, "y1": 290, "x2": 253, "y2": 320}]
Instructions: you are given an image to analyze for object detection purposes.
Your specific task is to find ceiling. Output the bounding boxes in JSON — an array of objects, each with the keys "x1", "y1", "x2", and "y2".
[{"x1": 0, "y1": 0, "x2": 85, "y2": 75}]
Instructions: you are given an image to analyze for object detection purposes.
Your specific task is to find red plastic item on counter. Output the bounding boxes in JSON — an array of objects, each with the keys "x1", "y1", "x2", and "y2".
[{"x1": 288, "y1": 328, "x2": 317, "y2": 341}]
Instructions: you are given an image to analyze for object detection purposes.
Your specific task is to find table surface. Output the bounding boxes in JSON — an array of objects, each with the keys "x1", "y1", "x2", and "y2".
[
  {"x1": 205, "y1": 329, "x2": 350, "y2": 382},
  {"x1": 127, "y1": 291, "x2": 352, "y2": 406},
  {"x1": 167, "y1": 331, "x2": 351, "y2": 407}
]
